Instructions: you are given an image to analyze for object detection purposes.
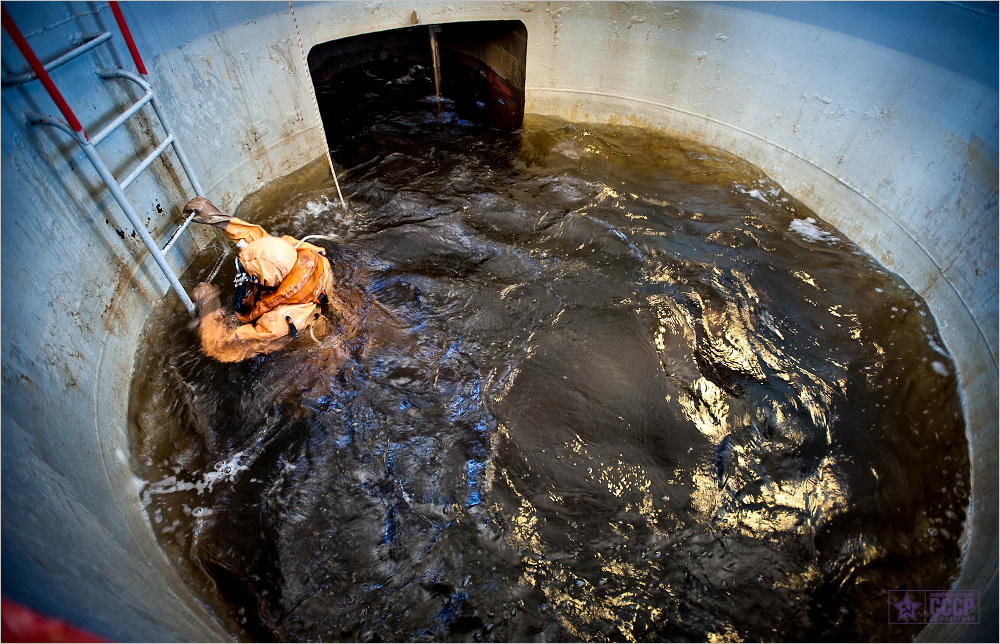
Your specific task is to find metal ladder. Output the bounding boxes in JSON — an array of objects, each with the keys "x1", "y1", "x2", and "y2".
[{"x1": 2, "y1": 3, "x2": 218, "y2": 315}]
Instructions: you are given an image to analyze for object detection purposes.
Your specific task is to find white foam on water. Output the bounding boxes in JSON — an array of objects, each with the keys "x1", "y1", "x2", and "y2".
[
  {"x1": 304, "y1": 197, "x2": 336, "y2": 217},
  {"x1": 141, "y1": 452, "x2": 248, "y2": 506},
  {"x1": 734, "y1": 181, "x2": 780, "y2": 205},
  {"x1": 789, "y1": 217, "x2": 839, "y2": 244},
  {"x1": 186, "y1": 506, "x2": 214, "y2": 518},
  {"x1": 735, "y1": 183, "x2": 776, "y2": 205},
  {"x1": 132, "y1": 475, "x2": 148, "y2": 498},
  {"x1": 931, "y1": 361, "x2": 950, "y2": 377},
  {"x1": 927, "y1": 335, "x2": 951, "y2": 358}
]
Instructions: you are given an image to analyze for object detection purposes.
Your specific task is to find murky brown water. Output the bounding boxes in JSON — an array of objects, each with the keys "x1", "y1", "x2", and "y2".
[{"x1": 129, "y1": 60, "x2": 969, "y2": 642}]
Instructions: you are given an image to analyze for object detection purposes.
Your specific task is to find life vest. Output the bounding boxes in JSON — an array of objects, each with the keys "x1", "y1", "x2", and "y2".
[{"x1": 234, "y1": 237, "x2": 333, "y2": 323}]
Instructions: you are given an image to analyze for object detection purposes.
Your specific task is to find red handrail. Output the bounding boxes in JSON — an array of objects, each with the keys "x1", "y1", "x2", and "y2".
[
  {"x1": 108, "y1": 1, "x2": 147, "y2": 76},
  {"x1": 1, "y1": 4, "x2": 88, "y2": 139}
]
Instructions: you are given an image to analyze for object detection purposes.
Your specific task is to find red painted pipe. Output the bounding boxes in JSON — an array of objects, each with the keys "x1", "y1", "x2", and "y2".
[
  {"x1": 108, "y1": 1, "x2": 147, "y2": 76},
  {"x1": 1, "y1": 4, "x2": 88, "y2": 139}
]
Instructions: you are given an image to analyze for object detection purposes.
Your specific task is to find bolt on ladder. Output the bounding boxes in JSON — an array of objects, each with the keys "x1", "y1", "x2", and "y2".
[{"x1": 2, "y1": 2, "x2": 221, "y2": 316}]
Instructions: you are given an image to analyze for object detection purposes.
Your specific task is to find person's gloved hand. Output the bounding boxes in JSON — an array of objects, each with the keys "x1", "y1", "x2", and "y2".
[
  {"x1": 192, "y1": 282, "x2": 222, "y2": 317},
  {"x1": 184, "y1": 196, "x2": 231, "y2": 228}
]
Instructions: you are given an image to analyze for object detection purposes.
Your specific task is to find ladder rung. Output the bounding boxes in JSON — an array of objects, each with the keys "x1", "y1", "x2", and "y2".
[
  {"x1": 90, "y1": 89, "x2": 153, "y2": 146},
  {"x1": 206, "y1": 249, "x2": 230, "y2": 283},
  {"x1": 119, "y1": 133, "x2": 174, "y2": 191},
  {"x1": 161, "y1": 209, "x2": 198, "y2": 255},
  {"x1": 1, "y1": 31, "x2": 113, "y2": 86}
]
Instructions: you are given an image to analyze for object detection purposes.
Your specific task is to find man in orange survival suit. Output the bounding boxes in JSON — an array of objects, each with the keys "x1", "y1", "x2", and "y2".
[{"x1": 184, "y1": 196, "x2": 334, "y2": 363}]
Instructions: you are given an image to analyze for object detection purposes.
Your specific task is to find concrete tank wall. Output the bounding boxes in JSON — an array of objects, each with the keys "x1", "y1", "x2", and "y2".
[{"x1": 2, "y1": 2, "x2": 995, "y2": 641}]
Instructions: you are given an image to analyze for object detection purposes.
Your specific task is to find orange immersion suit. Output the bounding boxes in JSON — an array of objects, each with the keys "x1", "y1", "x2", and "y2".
[{"x1": 185, "y1": 196, "x2": 334, "y2": 363}]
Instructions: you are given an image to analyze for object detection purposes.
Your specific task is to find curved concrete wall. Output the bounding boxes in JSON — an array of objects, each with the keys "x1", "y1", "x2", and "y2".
[{"x1": 2, "y1": 2, "x2": 995, "y2": 641}]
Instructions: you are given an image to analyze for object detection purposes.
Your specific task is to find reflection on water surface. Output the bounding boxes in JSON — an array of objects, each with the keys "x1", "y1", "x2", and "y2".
[{"x1": 129, "y1": 61, "x2": 969, "y2": 642}]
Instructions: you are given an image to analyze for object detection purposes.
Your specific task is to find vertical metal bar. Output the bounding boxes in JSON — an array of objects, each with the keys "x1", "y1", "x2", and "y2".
[
  {"x1": 428, "y1": 24, "x2": 444, "y2": 124},
  {"x1": 429, "y1": 25, "x2": 442, "y2": 100},
  {"x1": 108, "y1": 1, "x2": 147, "y2": 76},
  {"x1": 1, "y1": 5, "x2": 88, "y2": 139},
  {"x1": 78, "y1": 142, "x2": 197, "y2": 315},
  {"x1": 147, "y1": 93, "x2": 204, "y2": 196}
]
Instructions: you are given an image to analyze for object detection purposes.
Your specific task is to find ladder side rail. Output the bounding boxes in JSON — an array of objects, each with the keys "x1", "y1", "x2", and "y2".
[
  {"x1": 151, "y1": 94, "x2": 206, "y2": 196},
  {"x1": 25, "y1": 111, "x2": 87, "y2": 142},
  {"x1": 1, "y1": 31, "x2": 113, "y2": 86},
  {"x1": 145, "y1": 84, "x2": 217, "y2": 253}
]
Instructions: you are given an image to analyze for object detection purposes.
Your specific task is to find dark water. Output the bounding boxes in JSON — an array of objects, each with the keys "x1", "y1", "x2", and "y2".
[{"x1": 129, "y1": 61, "x2": 970, "y2": 642}]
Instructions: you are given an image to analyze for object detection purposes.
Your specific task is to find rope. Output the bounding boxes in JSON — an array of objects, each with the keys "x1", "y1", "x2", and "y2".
[
  {"x1": 288, "y1": 0, "x2": 347, "y2": 211},
  {"x1": 295, "y1": 234, "x2": 340, "y2": 248}
]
